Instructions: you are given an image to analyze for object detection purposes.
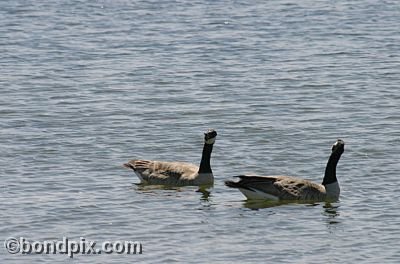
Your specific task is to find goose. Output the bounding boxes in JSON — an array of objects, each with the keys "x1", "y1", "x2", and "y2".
[
  {"x1": 225, "y1": 139, "x2": 345, "y2": 201},
  {"x1": 124, "y1": 129, "x2": 217, "y2": 186}
]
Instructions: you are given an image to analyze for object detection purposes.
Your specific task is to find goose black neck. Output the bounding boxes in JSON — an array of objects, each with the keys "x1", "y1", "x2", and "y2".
[
  {"x1": 322, "y1": 151, "x2": 342, "y2": 186},
  {"x1": 198, "y1": 143, "x2": 213, "y2": 174}
]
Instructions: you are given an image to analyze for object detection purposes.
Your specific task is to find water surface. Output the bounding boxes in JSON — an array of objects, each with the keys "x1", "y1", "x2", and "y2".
[{"x1": 1, "y1": 0, "x2": 400, "y2": 263}]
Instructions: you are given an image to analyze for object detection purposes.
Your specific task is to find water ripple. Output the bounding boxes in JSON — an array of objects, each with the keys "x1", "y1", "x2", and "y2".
[{"x1": 1, "y1": 0, "x2": 400, "y2": 263}]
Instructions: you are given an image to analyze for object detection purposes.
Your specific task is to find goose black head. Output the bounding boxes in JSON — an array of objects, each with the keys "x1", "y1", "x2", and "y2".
[
  {"x1": 204, "y1": 129, "x2": 217, "y2": 144},
  {"x1": 332, "y1": 139, "x2": 345, "y2": 155}
]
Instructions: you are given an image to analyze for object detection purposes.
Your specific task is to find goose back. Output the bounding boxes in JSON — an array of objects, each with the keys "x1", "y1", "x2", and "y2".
[
  {"x1": 226, "y1": 175, "x2": 327, "y2": 201},
  {"x1": 124, "y1": 159, "x2": 213, "y2": 186}
]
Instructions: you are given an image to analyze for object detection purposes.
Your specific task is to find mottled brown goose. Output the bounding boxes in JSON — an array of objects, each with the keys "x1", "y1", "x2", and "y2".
[
  {"x1": 124, "y1": 129, "x2": 217, "y2": 186},
  {"x1": 225, "y1": 139, "x2": 345, "y2": 201}
]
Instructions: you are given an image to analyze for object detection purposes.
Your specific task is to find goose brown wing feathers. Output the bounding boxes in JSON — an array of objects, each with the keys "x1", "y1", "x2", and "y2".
[
  {"x1": 226, "y1": 175, "x2": 326, "y2": 200},
  {"x1": 124, "y1": 159, "x2": 199, "y2": 185}
]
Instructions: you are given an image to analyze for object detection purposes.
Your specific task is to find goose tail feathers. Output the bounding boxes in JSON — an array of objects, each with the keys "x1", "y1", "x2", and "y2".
[
  {"x1": 224, "y1": 175, "x2": 247, "y2": 189},
  {"x1": 224, "y1": 180, "x2": 239, "y2": 188},
  {"x1": 123, "y1": 163, "x2": 134, "y2": 170}
]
